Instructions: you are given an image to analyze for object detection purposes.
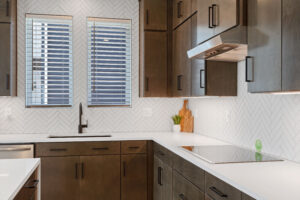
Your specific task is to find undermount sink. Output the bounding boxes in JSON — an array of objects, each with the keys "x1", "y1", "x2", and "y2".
[{"x1": 48, "y1": 134, "x2": 112, "y2": 138}]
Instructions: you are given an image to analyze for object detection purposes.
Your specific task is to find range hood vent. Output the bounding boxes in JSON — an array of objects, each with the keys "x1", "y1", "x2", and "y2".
[{"x1": 187, "y1": 0, "x2": 247, "y2": 62}]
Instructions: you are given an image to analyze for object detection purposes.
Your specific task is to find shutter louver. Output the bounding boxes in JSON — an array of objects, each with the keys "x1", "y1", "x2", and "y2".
[
  {"x1": 87, "y1": 18, "x2": 132, "y2": 106},
  {"x1": 26, "y1": 14, "x2": 73, "y2": 107}
]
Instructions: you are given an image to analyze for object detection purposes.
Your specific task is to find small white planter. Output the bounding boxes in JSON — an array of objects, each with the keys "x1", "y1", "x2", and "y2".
[{"x1": 172, "y1": 124, "x2": 181, "y2": 133}]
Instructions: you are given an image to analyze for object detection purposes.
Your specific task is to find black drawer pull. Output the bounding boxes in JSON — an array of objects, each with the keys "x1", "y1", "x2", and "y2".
[
  {"x1": 179, "y1": 193, "x2": 186, "y2": 200},
  {"x1": 158, "y1": 167, "x2": 163, "y2": 185},
  {"x1": 212, "y1": 4, "x2": 217, "y2": 27},
  {"x1": 24, "y1": 180, "x2": 39, "y2": 189},
  {"x1": 157, "y1": 150, "x2": 165, "y2": 156},
  {"x1": 177, "y1": 75, "x2": 183, "y2": 91},
  {"x1": 177, "y1": 1, "x2": 183, "y2": 18},
  {"x1": 128, "y1": 146, "x2": 139, "y2": 149},
  {"x1": 6, "y1": 0, "x2": 9, "y2": 17},
  {"x1": 209, "y1": 186, "x2": 228, "y2": 198},
  {"x1": 92, "y1": 147, "x2": 109, "y2": 151},
  {"x1": 49, "y1": 148, "x2": 67, "y2": 152},
  {"x1": 146, "y1": 9, "x2": 149, "y2": 24},
  {"x1": 208, "y1": 6, "x2": 213, "y2": 28}
]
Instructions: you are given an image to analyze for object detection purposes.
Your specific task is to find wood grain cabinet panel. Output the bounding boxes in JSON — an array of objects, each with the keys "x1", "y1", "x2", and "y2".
[
  {"x1": 14, "y1": 170, "x2": 38, "y2": 200},
  {"x1": 121, "y1": 154, "x2": 148, "y2": 200},
  {"x1": 173, "y1": 170, "x2": 205, "y2": 200},
  {"x1": 40, "y1": 156, "x2": 80, "y2": 200},
  {"x1": 205, "y1": 173, "x2": 241, "y2": 200},
  {"x1": 153, "y1": 142, "x2": 173, "y2": 167},
  {"x1": 143, "y1": 0, "x2": 167, "y2": 31},
  {"x1": 80, "y1": 155, "x2": 121, "y2": 200}
]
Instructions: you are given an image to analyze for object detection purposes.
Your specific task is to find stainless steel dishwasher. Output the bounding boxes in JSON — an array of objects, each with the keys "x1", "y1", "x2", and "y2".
[{"x1": 0, "y1": 144, "x2": 34, "y2": 158}]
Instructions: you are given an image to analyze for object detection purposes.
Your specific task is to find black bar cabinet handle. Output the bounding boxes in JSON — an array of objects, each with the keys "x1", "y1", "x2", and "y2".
[
  {"x1": 49, "y1": 148, "x2": 67, "y2": 152},
  {"x1": 208, "y1": 6, "x2": 213, "y2": 28},
  {"x1": 146, "y1": 9, "x2": 149, "y2": 24},
  {"x1": 212, "y1": 4, "x2": 217, "y2": 27},
  {"x1": 24, "y1": 180, "x2": 39, "y2": 189},
  {"x1": 92, "y1": 147, "x2": 109, "y2": 151},
  {"x1": 145, "y1": 77, "x2": 149, "y2": 91},
  {"x1": 209, "y1": 186, "x2": 228, "y2": 198},
  {"x1": 177, "y1": 1, "x2": 183, "y2": 18},
  {"x1": 245, "y1": 56, "x2": 253, "y2": 82},
  {"x1": 128, "y1": 146, "x2": 139, "y2": 149},
  {"x1": 200, "y1": 70, "x2": 205, "y2": 88},
  {"x1": 158, "y1": 167, "x2": 163, "y2": 185},
  {"x1": 6, "y1": 74, "x2": 10, "y2": 90},
  {"x1": 123, "y1": 161, "x2": 126, "y2": 177},
  {"x1": 75, "y1": 163, "x2": 79, "y2": 179},
  {"x1": 81, "y1": 163, "x2": 84, "y2": 179},
  {"x1": 177, "y1": 75, "x2": 182, "y2": 91},
  {"x1": 6, "y1": 0, "x2": 9, "y2": 17},
  {"x1": 179, "y1": 193, "x2": 186, "y2": 200}
]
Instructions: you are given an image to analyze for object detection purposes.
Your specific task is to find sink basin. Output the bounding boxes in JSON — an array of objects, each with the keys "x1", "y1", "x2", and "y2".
[{"x1": 48, "y1": 134, "x2": 112, "y2": 138}]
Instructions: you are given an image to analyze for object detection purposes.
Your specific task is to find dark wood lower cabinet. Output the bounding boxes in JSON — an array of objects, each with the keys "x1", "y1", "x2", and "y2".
[
  {"x1": 14, "y1": 170, "x2": 38, "y2": 200},
  {"x1": 80, "y1": 155, "x2": 121, "y2": 200},
  {"x1": 121, "y1": 154, "x2": 148, "y2": 200},
  {"x1": 41, "y1": 156, "x2": 80, "y2": 200}
]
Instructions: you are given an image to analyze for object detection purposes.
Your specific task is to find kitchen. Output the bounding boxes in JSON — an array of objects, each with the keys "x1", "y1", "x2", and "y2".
[{"x1": 1, "y1": 0, "x2": 300, "y2": 199}]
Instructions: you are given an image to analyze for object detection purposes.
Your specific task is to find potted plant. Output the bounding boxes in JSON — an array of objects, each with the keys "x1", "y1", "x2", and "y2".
[{"x1": 172, "y1": 115, "x2": 181, "y2": 132}]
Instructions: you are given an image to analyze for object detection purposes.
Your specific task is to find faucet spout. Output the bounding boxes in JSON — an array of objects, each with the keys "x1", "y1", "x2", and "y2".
[{"x1": 78, "y1": 103, "x2": 88, "y2": 134}]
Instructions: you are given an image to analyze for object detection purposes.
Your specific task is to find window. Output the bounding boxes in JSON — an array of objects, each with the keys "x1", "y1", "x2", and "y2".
[
  {"x1": 87, "y1": 18, "x2": 131, "y2": 106},
  {"x1": 26, "y1": 14, "x2": 73, "y2": 107}
]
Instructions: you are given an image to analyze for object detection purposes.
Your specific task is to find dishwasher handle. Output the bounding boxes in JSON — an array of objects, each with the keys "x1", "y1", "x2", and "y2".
[{"x1": 0, "y1": 147, "x2": 32, "y2": 151}]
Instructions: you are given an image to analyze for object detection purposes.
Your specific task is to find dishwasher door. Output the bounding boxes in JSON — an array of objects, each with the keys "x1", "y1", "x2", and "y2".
[{"x1": 0, "y1": 144, "x2": 34, "y2": 158}]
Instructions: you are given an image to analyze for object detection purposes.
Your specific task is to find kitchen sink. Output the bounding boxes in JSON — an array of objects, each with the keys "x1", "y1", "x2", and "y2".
[{"x1": 48, "y1": 134, "x2": 112, "y2": 138}]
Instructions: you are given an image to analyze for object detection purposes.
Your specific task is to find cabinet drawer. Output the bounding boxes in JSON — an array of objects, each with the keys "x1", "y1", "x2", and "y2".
[
  {"x1": 173, "y1": 170, "x2": 205, "y2": 200},
  {"x1": 205, "y1": 173, "x2": 241, "y2": 200},
  {"x1": 35, "y1": 142, "x2": 80, "y2": 157},
  {"x1": 14, "y1": 170, "x2": 38, "y2": 200},
  {"x1": 36, "y1": 142, "x2": 120, "y2": 157},
  {"x1": 121, "y1": 141, "x2": 147, "y2": 154},
  {"x1": 173, "y1": 154, "x2": 205, "y2": 191},
  {"x1": 78, "y1": 141, "x2": 120, "y2": 155},
  {"x1": 153, "y1": 142, "x2": 173, "y2": 167}
]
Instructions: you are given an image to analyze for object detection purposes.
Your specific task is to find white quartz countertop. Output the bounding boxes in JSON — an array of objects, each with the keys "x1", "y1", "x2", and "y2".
[
  {"x1": 0, "y1": 132, "x2": 299, "y2": 200},
  {"x1": 0, "y1": 158, "x2": 40, "y2": 200}
]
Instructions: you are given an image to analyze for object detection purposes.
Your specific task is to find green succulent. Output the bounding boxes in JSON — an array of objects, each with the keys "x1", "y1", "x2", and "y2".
[{"x1": 172, "y1": 115, "x2": 182, "y2": 125}]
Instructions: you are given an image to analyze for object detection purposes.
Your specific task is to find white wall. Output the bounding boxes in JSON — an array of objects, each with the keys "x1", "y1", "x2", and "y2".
[
  {"x1": 190, "y1": 61, "x2": 300, "y2": 162},
  {"x1": 0, "y1": 0, "x2": 182, "y2": 134}
]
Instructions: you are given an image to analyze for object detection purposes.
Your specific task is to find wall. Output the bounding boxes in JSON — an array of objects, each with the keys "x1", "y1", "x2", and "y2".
[
  {"x1": 190, "y1": 61, "x2": 300, "y2": 162},
  {"x1": 0, "y1": 0, "x2": 182, "y2": 134}
]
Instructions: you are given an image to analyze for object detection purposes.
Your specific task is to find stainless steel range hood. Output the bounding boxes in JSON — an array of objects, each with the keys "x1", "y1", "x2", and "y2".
[{"x1": 187, "y1": 0, "x2": 247, "y2": 62}]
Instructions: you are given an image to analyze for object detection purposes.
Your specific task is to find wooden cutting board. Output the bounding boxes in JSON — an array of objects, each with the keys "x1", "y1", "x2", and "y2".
[{"x1": 179, "y1": 100, "x2": 194, "y2": 133}]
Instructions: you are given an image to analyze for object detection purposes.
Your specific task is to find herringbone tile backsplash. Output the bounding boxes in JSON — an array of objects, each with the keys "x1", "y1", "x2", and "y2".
[
  {"x1": 0, "y1": 0, "x2": 300, "y2": 163},
  {"x1": 190, "y1": 61, "x2": 300, "y2": 162},
  {"x1": 0, "y1": 0, "x2": 182, "y2": 134}
]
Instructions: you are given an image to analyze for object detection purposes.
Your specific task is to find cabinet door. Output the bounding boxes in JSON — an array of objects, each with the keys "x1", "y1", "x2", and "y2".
[
  {"x1": 80, "y1": 155, "x2": 121, "y2": 200},
  {"x1": 144, "y1": 0, "x2": 167, "y2": 31},
  {"x1": 0, "y1": 23, "x2": 10, "y2": 96},
  {"x1": 172, "y1": 18, "x2": 192, "y2": 97},
  {"x1": 121, "y1": 154, "x2": 147, "y2": 200},
  {"x1": 40, "y1": 157, "x2": 80, "y2": 200},
  {"x1": 247, "y1": 0, "x2": 282, "y2": 93},
  {"x1": 196, "y1": 0, "x2": 214, "y2": 44},
  {"x1": 213, "y1": 0, "x2": 238, "y2": 36},
  {"x1": 173, "y1": 0, "x2": 192, "y2": 28},
  {"x1": 0, "y1": 0, "x2": 10, "y2": 22},
  {"x1": 153, "y1": 155, "x2": 172, "y2": 200},
  {"x1": 144, "y1": 31, "x2": 167, "y2": 97},
  {"x1": 282, "y1": 0, "x2": 300, "y2": 91}
]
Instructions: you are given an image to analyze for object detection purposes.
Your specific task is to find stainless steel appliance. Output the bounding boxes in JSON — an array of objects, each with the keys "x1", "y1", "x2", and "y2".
[
  {"x1": 181, "y1": 145, "x2": 282, "y2": 164},
  {"x1": 0, "y1": 144, "x2": 34, "y2": 158}
]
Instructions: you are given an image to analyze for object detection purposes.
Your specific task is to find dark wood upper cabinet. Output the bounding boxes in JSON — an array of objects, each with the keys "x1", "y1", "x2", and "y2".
[
  {"x1": 143, "y1": 31, "x2": 168, "y2": 97},
  {"x1": 196, "y1": 0, "x2": 238, "y2": 44},
  {"x1": 143, "y1": 0, "x2": 167, "y2": 31},
  {"x1": 40, "y1": 156, "x2": 80, "y2": 200},
  {"x1": 121, "y1": 154, "x2": 148, "y2": 200},
  {"x1": 173, "y1": 0, "x2": 193, "y2": 28},
  {"x1": 247, "y1": 0, "x2": 300, "y2": 93},
  {"x1": 0, "y1": 0, "x2": 17, "y2": 96}
]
